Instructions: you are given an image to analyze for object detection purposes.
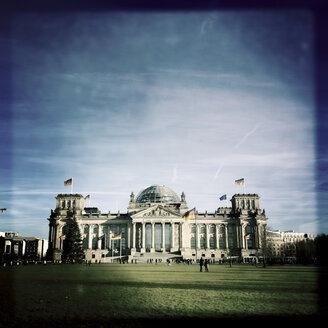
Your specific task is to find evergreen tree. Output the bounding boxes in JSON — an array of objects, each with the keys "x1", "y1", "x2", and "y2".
[{"x1": 62, "y1": 216, "x2": 84, "y2": 263}]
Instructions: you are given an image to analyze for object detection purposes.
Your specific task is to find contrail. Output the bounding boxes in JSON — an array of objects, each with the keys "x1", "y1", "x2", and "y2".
[
  {"x1": 234, "y1": 124, "x2": 260, "y2": 149},
  {"x1": 214, "y1": 124, "x2": 260, "y2": 180},
  {"x1": 214, "y1": 162, "x2": 225, "y2": 180}
]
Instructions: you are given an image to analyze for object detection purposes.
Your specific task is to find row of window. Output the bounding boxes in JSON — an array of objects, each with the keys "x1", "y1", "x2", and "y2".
[
  {"x1": 61, "y1": 200, "x2": 77, "y2": 208},
  {"x1": 238, "y1": 199, "x2": 256, "y2": 209},
  {"x1": 190, "y1": 236, "x2": 255, "y2": 249},
  {"x1": 82, "y1": 236, "x2": 126, "y2": 250},
  {"x1": 190, "y1": 224, "x2": 255, "y2": 234}
]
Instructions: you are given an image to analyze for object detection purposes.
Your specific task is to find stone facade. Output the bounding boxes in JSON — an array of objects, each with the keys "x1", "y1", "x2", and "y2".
[
  {"x1": 266, "y1": 229, "x2": 315, "y2": 258},
  {"x1": 0, "y1": 232, "x2": 48, "y2": 264},
  {"x1": 47, "y1": 185, "x2": 267, "y2": 262}
]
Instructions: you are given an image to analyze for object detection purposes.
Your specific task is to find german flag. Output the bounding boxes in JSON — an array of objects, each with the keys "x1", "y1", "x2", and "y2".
[
  {"x1": 112, "y1": 234, "x2": 121, "y2": 240},
  {"x1": 64, "y1": 178, "x2": 72, "y2": 186},
  {"x1": 235, "y1": 178, "x2": 244, "y2": 185},
  {"x1": 183, "y1": 208, "x2": 196, "y2": 221}
]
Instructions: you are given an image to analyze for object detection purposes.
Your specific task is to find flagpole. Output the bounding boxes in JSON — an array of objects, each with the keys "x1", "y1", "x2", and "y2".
[
  {"x1": 120, "y1": 238, "x2": 122, "y2": 259},
  {"x1": 71, "y1": 177, "x2": 73, "y2": 194},
  {"x1": 195, "y1": 208, "x2": 197, "y2": 261}
]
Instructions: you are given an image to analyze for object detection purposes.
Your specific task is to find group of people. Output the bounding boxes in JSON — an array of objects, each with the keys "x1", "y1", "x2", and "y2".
[{"x1": 199, "y1": 257, "x2": 209, "y2": 272}]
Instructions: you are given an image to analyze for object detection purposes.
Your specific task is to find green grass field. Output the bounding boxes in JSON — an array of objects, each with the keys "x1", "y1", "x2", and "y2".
[{"x1": 0, "y1": 263, "x2": 326, "y2": 327}]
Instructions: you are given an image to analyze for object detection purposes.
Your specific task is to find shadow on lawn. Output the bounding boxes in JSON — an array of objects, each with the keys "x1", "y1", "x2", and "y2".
[{"x1": 2, "y1": 315, "x2": 327, "y2": 328}]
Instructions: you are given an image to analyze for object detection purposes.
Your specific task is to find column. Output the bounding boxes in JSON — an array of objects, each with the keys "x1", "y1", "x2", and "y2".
[
  {"x1": 161, "y1": 222, "x2": 165, "y2": 251},
  {"x1": 215, "y1": 224, "x2": 220, "y2": 249},
  {"x1": 88, "y1": 225, "x2": 92, "y2": 249},
  {"x1": 151, "y1": 222, "x2": 155, "y2": 252},
  {"x1": 48, "y1": 224, "x2": 53, "y2": 248},
  {"x1": 256, "y1": 224, "x2": 260, "y2": 248},
  {"x1": 205, "y1": 224, "x2": 210, "y2": 250},
  {"x1": 53, "y1": 224, "x2": 58, "y2": 249},
  {"x1": 225, "y1": 224, "x2": 228, "y2": 249},
  {"x1": 97, "y1": 225, "x2": 102, "y2": 249},
  {"x1": 127, "y1": 224, "x2": 131, "y2": 249},
  {"x1": 132, "y1": 222, "x2": 136, "y2": 250},
  {"x1": 241, "y1": 224, "x2": 245, "y2": 249},
  {"x1": 141, "y1": 222, "x2": 146, "y2": 252},
  {"x1": 196, "y1": 224, "x2": 200, "y2": 250},
  {"x1": 171, "y1": 222, "x2": 175, "y2": 249},
  {"x1": 237, "y1": 224, "x2": 241, "y2": 249}
]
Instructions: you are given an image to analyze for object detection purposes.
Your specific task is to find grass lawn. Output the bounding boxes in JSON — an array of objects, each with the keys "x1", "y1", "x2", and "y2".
[{"x1": 0, "y1": 263, "x2": 325, "y2": 327}]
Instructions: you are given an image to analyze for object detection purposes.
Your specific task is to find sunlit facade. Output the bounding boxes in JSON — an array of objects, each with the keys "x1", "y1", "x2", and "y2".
[{"x1": 47, "y1": 185, "x2": 267, "y2": 262}]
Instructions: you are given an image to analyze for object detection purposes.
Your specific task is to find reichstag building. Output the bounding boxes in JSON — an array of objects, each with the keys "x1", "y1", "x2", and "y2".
[{"x1": 47, "y1": 185, "x2": 267, "y2": 262}]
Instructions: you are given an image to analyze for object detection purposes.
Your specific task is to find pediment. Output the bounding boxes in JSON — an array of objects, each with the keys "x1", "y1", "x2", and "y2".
[{"x1": 131, "y1": 205, "x2": 181, "y2": 219}]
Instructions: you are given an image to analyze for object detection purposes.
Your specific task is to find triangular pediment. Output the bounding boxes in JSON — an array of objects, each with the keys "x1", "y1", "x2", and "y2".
[{"x1": 131, "y1": 205, "x2": 181, "y2": 219}]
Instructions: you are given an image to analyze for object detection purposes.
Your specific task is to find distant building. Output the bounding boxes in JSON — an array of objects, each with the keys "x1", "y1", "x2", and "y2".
[
  {"x1": 0, "y1": 232, "x2": 48, "y2": 264},
  {"x1": 47, "y1": 185, "x2": 268, "y2": 262},
  {"x1": 266, "y1": 230, "x2": 315, "y2": 258}
]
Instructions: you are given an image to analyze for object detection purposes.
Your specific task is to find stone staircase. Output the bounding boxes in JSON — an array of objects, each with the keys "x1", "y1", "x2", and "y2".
[{"x1": 131, "y1": 252, "x2": 183, "y2": 263}]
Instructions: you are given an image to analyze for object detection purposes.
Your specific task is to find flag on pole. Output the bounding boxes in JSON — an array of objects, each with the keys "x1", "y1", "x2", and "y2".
[
  {"x1": 219, "y1": 194, "x2": 227, "y2": 201},
  {"x1": 235, "y1": 178, "x2": 245, "y2": 185},
  {"x1": 0, "y1": 208, "x2": 7, "y2": 213},
  {"x1": 111, "y1": 234, "x2": 121, "y2": 240},
  {"x1": 183, "y1": 208, "x2": 196, "y2": 221},
  {"x1": 85, "y1": 195, "x2": 90, "y2": 200},
  {"x1": 64, "y1": 178, "x2": 72, "y2": 186}
]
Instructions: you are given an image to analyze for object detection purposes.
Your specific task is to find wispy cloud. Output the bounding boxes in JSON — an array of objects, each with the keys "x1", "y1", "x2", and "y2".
[{"x1": 171, "y1": 167, "x2": 178, "y2": 183}]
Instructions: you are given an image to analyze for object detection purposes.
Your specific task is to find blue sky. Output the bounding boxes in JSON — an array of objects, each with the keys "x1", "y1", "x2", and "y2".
[{"x1": 0, "y1": 9, "x2": 324, "y2": 239}]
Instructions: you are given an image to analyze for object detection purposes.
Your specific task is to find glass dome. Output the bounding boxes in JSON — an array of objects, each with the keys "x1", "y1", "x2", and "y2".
[{"x1": 135, "y1": 185, "x2": 180, "y2": 204}]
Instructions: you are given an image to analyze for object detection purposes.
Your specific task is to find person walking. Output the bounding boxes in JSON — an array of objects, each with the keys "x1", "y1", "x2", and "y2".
[
  {"x1": 199, "y1": 257, "x2": 204, "y2": 272},
  {"x1": 204, "y1": 259, "x2": 209, "y2": 272}
]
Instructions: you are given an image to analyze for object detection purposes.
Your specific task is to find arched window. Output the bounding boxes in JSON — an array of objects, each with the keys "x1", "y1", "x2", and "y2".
[
  {"x1": 200, "y1": 225, "x2": 206, "y2": 234},
  {"x1": 247, "y1": 239, "x2": 254, "y2": 249},
  {"x1": 209, "y1": 236, "x2": 215, "y2": 249},
  {"x1": 92, "y1": 237, "x2": 98, "y2": 250},
  {"x1": 210, "y1": 224, "x2": 216, "y2": 234},
  {"x1": 190, "y1": 236, "x2": 196, "y2": 249},
  {"x1": 219, "y1": 237, "x2": 225, "y2": 249},
  {"x1": 241, "y1": 200, "x2": 245, "y2": 208},
  {"x1": 200, "y1": 236, "x2": 205, "y2": 249},
  {"x1": 62, "y1": 200, "x2": 66, "y2": 208},
  {"x1": 246, "y1": 200, "x2": 250, "y2": 209},
  {"x1": 82, "y1": 237, "x2": 88, "y2": 249},
  {"x1": 251, "y1": 200, "x2": 255, "y2": 209},
  {"x1": 245, "y1": 225, "x2": 253, "y2": 234},
  {"x1": 190, "y1": 224, "x2": 196, "y2": 233},
  {"x1": 62, "y1": 225, "x2": 69, "y2": 235},
  {"x1": 219, "y1": 225, "x2": 225, "y2": 234}
]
